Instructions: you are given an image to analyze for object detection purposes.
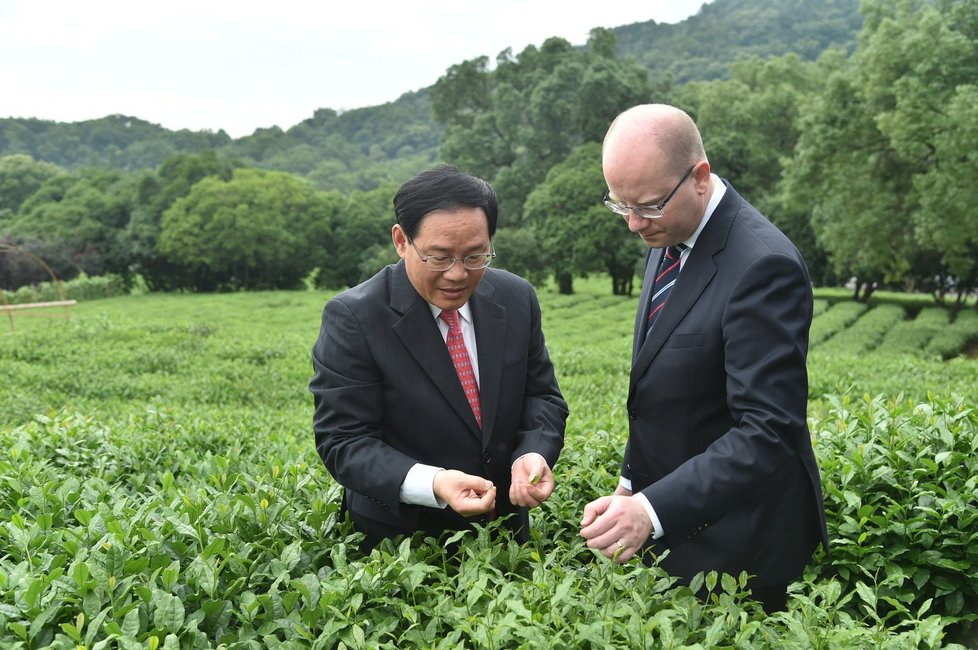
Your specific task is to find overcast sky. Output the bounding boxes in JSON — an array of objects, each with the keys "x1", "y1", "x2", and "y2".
[{"x1": 0, "y1": 1, "x2": 708, "y2": 138}]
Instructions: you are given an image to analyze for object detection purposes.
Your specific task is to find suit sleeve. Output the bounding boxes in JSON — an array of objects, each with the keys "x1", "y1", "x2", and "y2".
[
  {"x1": 310, "y1": 297, "x2": 416, "y2": 514},
  {"x1": 510, "y1": 283, "x2": 567, "y2": 469},
  {"x1": 640, "y1": 252, "x2": 813, "y2": 535}
]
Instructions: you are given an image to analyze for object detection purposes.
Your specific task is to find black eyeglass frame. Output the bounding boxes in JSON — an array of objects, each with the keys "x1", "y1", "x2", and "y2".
[{"x1": 602, "y1": 164, "x2": 697, "y2": 219}]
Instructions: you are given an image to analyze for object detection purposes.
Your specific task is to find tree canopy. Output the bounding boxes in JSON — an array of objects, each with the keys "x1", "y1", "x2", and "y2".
[
  {"x1": 2, "y1": 0, "x2": 976, "y2": 303},
  {"x1": 159, "y1": 168, "x2": 342, "y2": 291}
]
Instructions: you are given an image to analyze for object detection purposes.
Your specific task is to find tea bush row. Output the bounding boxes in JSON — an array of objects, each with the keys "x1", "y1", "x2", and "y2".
[
  {"x1": 1, "y1": 286, "x2": 977, "y2": 647},
  {"x1": 926, "y1": 310, "x2": 978, "y2": 360},
  {"x1": 809, "y1": 394, "x2": 978, "y2": 625},
  {"x1": 817, "y1": 304, "x2": 906, "y2": 355},
  {"x1": 810, "y1": 301, "x2": 868, "y2": 347},
  {"x1": 0, "y1": 410, "x2": 966, "y2": 649},
  {"x1": 2, "y1": 273, "x2": 130, "y2": 304},
  {"x1": 881, "y1": 308, "x2": 950, "y2": 357}
]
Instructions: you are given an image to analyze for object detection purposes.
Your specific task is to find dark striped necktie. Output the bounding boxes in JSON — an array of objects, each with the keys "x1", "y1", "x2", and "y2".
[{"x1": 646, "y1": 244, "x2": 688, "y2": 338}]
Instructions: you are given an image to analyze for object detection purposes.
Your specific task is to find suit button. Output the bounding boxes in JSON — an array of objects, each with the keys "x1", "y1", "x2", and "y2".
[
  {"x1": 483, "y1": 453, "x2": 491, "y2": 464},
  {"x1": 628, "y1": 411, "x2": 637, "y2": 421}
]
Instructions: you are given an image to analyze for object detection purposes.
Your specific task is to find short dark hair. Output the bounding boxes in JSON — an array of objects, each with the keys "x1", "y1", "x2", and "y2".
[{"x1": 393, "y1": 165, "x2": 498, "y2": 239}]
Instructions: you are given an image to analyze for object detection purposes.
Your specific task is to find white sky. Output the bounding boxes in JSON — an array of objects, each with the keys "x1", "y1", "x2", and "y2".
[{"x1": 0, "y1": 1, "x2": 708, "y2": 138}]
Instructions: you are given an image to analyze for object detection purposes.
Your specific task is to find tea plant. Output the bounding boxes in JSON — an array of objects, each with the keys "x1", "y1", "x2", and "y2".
[
  {"x1": 927, "y1": 310, "x2": 978, "y2": 360},
  {"x1": 1, "y1": 279, "x2": 976, "y2": 648},
  {"x1": 882, "y1": 307, "x2": 950, "y2": 357},
  {"x1": 810, "y1": 301, "x2": 868, "y2": 347}
]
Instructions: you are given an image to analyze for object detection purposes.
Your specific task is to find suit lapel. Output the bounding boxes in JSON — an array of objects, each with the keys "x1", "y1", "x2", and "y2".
[
  {"x1": 389, "y1": 261, "x2": 482, "y2": 440},
  {"x1": 470, "y1": 274, "x2": 505, "y2": 447},
  {"x1": 631, "y1": 183, "x2": 739, "y2": 388},
  {"x1": 633, "y1": 248, "x2": 660, "y2": 359}
]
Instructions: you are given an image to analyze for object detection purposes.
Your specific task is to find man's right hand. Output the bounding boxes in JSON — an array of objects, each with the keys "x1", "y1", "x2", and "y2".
[{"x1": 433, "y1": 469, "x2": 496, "y2": 516}]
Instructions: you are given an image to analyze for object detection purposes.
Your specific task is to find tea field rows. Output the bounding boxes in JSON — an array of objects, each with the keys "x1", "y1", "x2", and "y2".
[{"x1": 1, "y1": 279, "x2": 977, "y2": 648}]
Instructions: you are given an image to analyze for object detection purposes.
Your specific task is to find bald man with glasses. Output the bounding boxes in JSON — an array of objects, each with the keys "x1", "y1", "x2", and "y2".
[{"x1": 580, "y1": 104, "x2": 828, "y2": 613}]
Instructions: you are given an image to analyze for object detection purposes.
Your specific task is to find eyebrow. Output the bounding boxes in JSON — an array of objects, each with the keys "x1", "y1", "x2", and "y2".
[
  {"x1": 422, "y1": 243, "x2": 489, "y2": 255},
  {"x1": 611, "y1": 194, "x2": 663, "y2": 207}
]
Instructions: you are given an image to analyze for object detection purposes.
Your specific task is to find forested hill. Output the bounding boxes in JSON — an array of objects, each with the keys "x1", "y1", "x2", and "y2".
[
  {"x1": 0, "y1": 0, "x2": 861, "y2": 188},
  {"x1": 614, "y1": 0, "x2": 862, "y2": 82}
]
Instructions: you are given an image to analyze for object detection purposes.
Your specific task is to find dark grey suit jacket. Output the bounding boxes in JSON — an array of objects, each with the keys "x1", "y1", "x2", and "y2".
[
  {"x1": 626, "y1": 180, "x2": 829, "y2": 587},
  {"x1": 310, "y1": 261, "x2": 567, "y2": 542}
]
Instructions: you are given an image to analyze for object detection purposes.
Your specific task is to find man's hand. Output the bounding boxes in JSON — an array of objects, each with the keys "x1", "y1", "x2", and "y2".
[
  {"x1": 579, "y1": 495, "x2": 652, "y2": 563},
  {"x1": 509, "y1": 453, "x2": 554, "y2": 508},
  {"x1": 432, "y1": 469, "x2": 496, "y2": 516}
]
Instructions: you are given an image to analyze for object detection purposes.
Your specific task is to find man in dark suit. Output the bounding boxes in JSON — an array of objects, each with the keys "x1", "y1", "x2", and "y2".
[
  {"x1": 579, "y1": 104, "x2": 828, "y2": 612},
  {"x1": 311, "y1": 165, "x2": 567, "y2": 549}
]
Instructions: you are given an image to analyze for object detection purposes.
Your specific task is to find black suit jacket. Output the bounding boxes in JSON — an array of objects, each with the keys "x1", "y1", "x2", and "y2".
[
  {"x1": 310, "y1": 261, "x2": 567, "y2": 542},
  {"x1": 626, "y1": 181, "x2": 828, "y2": 587}
]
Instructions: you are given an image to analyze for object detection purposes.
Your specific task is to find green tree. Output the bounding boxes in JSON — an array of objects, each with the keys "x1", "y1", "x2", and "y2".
[
  {"x1": 9, "y1": 168, "x2": 137, "y2": 282},
  {"x1": 315, "y1": 182, "x2": 397, "y2": 289},
  {"x1": 683, "y1": 55, "x2": 819, "y2": 203},
  {"x1": 913, "y1": 85, "x2": 978, "y2": 304},
  {"x1": 858, "y1": 0, "x2": 978, "y2": 302},
  {"x1": 432, "y1": 31, "x2": 654, "y2": 225},
  {"x1": 679, "y1": 53, "x2": 835, "y2": 284},
  {"x1": 490, "y1": 227, "x2": 548, "y2": 288},
  {"x1": 124, "y1": 151, "x2": 239, "y2": 290},
  {"x1": 523, "y1": 142, "x2": 644, "y2": 295},
  {"x1": 159, "y1": 168, "x2": 340, "y2": 291},
  {"x1": 0, "y1": 154, "x2": 64, "y2": 222},
  {"x1": 783, "y1": 0, "x2": 978, "y2": 301}
]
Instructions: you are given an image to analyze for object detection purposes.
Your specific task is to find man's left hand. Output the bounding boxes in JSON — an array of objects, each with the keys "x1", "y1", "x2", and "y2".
[
  {"x1": 509, "y1": 453, "x2": 554, "y2": 508},
  {"x1": 579, "y1": 495, "x2": 653, "y2": 563}
]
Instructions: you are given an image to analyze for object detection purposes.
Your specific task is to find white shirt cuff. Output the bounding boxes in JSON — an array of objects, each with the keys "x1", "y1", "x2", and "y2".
[
  {"x1": 511, "y1": 451, "x2": 546, "y2": 470},
  {"x1": 633, "y1": 492, "x2": 665, "y2": 539},
  {"x1": 618, "y1": 476, "x2": 632, "y2": 491},
  {"x1": 400, "y1": 463, "x2": 447, "y2": 508}
]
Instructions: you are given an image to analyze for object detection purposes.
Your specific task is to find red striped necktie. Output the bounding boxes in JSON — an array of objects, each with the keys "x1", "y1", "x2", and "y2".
[
  {"x1": 440, "y1": 309, "x2": 482, "y2": 427},
  {"x1": 646, "y1": 244, "x2": 688, "y2": 338}
]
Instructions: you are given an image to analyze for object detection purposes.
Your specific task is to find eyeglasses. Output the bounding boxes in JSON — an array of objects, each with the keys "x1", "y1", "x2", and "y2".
[
  {"x1": 408, "y1": 239, "x2": 496, "y2": 272},
  {"x1": 602, "y1": 164, "x2": 696, "y2": 219}
]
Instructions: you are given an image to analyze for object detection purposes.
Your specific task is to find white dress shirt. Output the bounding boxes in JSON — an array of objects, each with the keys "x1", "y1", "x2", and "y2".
[
  {"x1": 399, "y1": 303, "x2": 479, "y2": 508},
  {"x1": 624, "y1": 173, "x2": 727, "y2": 538}
]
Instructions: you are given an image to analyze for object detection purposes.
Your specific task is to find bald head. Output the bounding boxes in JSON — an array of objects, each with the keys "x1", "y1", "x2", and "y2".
[
  {"x1": 601, "y1": 104, "x2": 713, "y2": 248},
  {"x1": 603, "y1": 104, "x2": 707, "y2": 179}
]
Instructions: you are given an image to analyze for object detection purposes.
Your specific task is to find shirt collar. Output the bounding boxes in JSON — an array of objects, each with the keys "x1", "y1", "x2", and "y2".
[
  {"x1": 682, "y1": 172, "x2": 726, "y2": 249},
  {"x1": 429, "y1": 301, "x2": 473, "y2": 325}
]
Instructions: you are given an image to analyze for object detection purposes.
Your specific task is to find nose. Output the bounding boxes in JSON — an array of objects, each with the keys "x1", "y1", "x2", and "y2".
[
  {"x1": 444, "y1": 261, "x2": 468, "y2": 281},
  {"x1": 625, "y1": 210, "x2": 646, "y2": 232}
]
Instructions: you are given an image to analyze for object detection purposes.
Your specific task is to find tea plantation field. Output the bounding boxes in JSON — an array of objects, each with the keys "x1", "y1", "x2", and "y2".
[{"x1": 2, "y1": 278, "x2": 977, "y2": 648}]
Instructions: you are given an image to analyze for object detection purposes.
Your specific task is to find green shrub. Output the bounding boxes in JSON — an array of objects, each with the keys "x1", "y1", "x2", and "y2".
[
  {"x1": 810, "y1": 301, "x2": 867, "y2": 346},
  {"x1": 0, "y1": 410, "x2": 965, "y2": 649},
  {"x1": 926, "y1": 310, "x2": 978, "y2": 360},
  {"x1": 817, "y1": 304, "x2": 906, "y2": 355},
  {"x1": 4, "y1": 273, "x2": 130, "y2": 304},
  {"x1": 882, "y1": 307, "x2": 950, "y2": 356},
  {"x1": 810, "y1": 394, "x2": 978, "y2": 627},
  {"x1": 1, "y1": 286, "x2": 975, "y2": 648}
]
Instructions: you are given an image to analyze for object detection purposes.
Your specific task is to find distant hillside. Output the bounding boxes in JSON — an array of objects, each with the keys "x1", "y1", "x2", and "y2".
[
  {"x1": 219, "y1": 88, "x2": 443, "y2": 191},
  {"x1": 0, "y1": 0, "x2": 861, "y2": 189},
  {"x1": 0, "y1": 115, "x2": 231, "y2": 169},
  {"x1": 615, "y1": 0, "x2": 861, "y2": 82}
]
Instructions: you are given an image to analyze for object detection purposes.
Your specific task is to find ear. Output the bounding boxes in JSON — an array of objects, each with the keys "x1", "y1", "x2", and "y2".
[
  {"x1": 692, "y1": 161, "x2": 712, "y2": 194},
  {"x1": 392, "y1": 224, "x2": 409, "y2": 259}
]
